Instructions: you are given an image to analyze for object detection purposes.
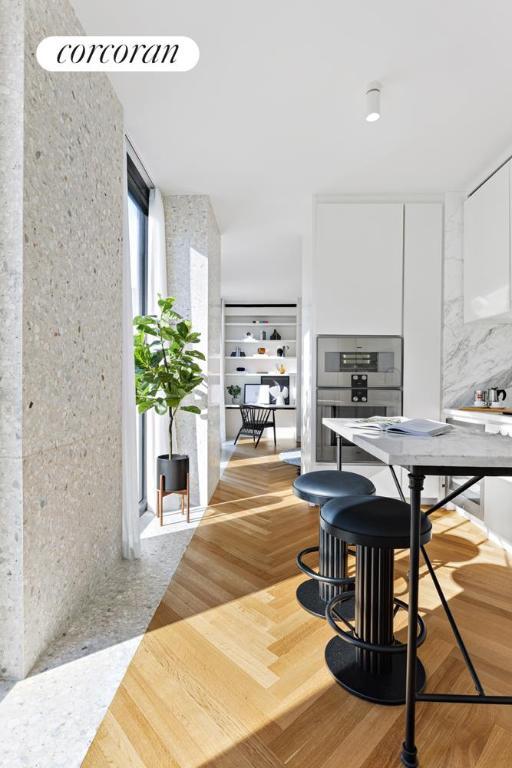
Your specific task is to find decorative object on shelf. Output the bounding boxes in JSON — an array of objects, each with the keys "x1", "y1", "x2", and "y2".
[
  {"x1": 230, "y1": 346, "x2": 246, "y2": 357},
  {"x1": 236, "y1": 366, "x2": 246, "y2": 372},
  {"x1": 277, "y1": 347, "x2": 283, "y2": 357},
  {"x1": 134, "y1": 296, "x2": 203, "y2": 526},
  {"x1": 261, "y1": 330, "x2": 267, "y2": 340},
  {"x1": 257, "y1": 347, "x2": 267, "y2": 355},
  {"x1": 227, "y1": 384, "x2": 242, "y2": 404},
  {"x1": 270, "y1": 328, "x2": 281, "y2": 340},
  {"x1": 277, "y1": 346, "x2": 289, "y2": 357},
  {"x1": 245, "y1": 331, "x2": 254, "y2": 340},
  {"x1": 277, "y1": 363, "x2": 287, "y2": 375},
  {"x1": 261, "y1": 375, "x2": 290, "y2": 405},
  {"x1": 244, "y1": 383, "x2": 270, "y2": 405}
]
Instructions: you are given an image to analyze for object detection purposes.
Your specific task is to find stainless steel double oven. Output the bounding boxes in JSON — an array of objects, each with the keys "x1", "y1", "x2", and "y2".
[{"x1": 316, "y1": 335, "x2": 403, "y2": 463}]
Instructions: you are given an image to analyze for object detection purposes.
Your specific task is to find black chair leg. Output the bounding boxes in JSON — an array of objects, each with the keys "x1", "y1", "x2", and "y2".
[
  {"x1": 273, "y1": 417, "x2": 276, "y2": 446},
  {"x1": 255, "y1": 428, "x2": 263, "y2": 448}
]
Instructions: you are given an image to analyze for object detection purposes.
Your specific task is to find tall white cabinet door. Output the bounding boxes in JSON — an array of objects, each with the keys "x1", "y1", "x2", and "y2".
[
  {"x1": 315, "y1": 203, "x2": 404, "y2": 335},
  {"x1": 403, "y1": 203, "x2": 443, "y2": 500},
  {"x1": 463, "y1": 162, "x2": 511, "y2": 322}
]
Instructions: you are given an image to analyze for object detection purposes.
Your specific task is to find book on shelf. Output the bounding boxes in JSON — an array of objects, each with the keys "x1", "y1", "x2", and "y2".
[{"x1": 345, "y1": 417, "x2": 453, "y2": 437}]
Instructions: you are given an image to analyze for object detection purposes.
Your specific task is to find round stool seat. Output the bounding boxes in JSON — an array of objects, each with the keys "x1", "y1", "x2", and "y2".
[
  {"x1": 321, "y1": 495, "x2": 432, "y2": 549},
  {"x1": 293, "y1": 471, "x2": 376, "y2": 507}
]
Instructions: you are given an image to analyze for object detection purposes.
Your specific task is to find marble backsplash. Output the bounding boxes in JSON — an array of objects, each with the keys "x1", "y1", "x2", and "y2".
[{"x1": 442, "y1": 192, "x2": 512, "y2": 409}]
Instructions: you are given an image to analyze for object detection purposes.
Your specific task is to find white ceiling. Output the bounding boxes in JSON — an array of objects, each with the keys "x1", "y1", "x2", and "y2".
[{"x1": 71, "y1": 1, "x2": 512, "y2": 298}]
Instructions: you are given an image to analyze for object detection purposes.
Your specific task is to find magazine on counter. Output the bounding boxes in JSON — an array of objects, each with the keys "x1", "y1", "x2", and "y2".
[{"x1": 345, "y1": 417, "x2": 453, "y2": 437}]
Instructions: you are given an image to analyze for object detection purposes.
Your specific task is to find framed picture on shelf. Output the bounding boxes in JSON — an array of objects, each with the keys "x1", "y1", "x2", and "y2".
[
  {"x1": 244, "y1": 383, "x2": 270, "y2": 405},
  {"x1": 260, "y1": 376, "x2": 290, "y2": 405}
]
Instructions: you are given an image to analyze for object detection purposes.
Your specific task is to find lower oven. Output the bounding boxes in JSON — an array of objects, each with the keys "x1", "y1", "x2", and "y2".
[{"x1": 316, "y1": 388, "x2": 402, "y2": 463}]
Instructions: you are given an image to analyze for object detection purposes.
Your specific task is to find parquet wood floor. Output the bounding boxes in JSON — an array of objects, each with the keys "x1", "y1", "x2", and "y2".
[{"x1": 83, "y1": 440, "x2": 512, "y2": 767}]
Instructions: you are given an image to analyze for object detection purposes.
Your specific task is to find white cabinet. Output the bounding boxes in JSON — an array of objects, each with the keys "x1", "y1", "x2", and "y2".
[
  {"x1": 484, "y1": 476, "x2": 512, "y2": 547},
  {"x1": 463, "y1": 162, "x2": 511, "y2": 322},
  {"x1": 315, "y1": 203, "x2": 404, "y2": 335},
  {"x1": 403, "y1": 203, "x2": 443, "y2": 420},
  {"x1": 403, "y1": 203, "x2": 443, "y2": 500},
  {"x1": 309, "y1": 199, "x2": 443, "y2": 501}
]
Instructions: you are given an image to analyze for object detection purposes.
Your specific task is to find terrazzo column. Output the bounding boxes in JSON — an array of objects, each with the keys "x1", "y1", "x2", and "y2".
[
  {"x1": 442, "y1": 192, "x2": 512, "y2": 408},
  {"x1": 0, "y1": 0, "x2": 24, "y2": 680},
  {"x1": 1, "y1": 0, "x2": 124, "y2": 679},
  {"x1": 163, "y1": 196, "x2": 221, "y2": 508}
]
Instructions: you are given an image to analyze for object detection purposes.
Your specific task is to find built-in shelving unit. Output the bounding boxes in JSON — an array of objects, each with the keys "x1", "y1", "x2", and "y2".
[{"x1": 221, "y1": 303, "x2": 301, "y2": 441}]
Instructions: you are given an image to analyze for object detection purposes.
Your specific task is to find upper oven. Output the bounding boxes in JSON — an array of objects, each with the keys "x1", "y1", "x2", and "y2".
[{"x1": 317, "y1": 335, "x2": 403, "y2": 388}]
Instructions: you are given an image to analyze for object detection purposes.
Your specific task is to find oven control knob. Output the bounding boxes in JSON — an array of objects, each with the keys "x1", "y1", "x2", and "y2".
[
  {"x1": 362, "y1": 375, "x2": 367, "y2": 381},
  {"x1": 353, "y1": 396, "x2": 359, "y2": 402},
  {"x1": 361, "y1": 396, "x2": 367, "y2": 402}
]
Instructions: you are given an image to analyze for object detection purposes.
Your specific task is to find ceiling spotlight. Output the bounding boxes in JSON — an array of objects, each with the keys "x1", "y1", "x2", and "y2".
[{"x1": 366, "y1": 81, "x2": 381, "y2": 122}]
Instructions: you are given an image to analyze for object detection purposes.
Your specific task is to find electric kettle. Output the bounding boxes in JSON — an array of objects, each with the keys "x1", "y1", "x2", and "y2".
[{"x1": 487, "y1": 387, "x2": 507, "y2": 407}]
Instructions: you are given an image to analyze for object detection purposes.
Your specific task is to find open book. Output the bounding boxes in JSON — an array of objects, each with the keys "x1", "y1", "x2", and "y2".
[{"x1": 346, "y1": 417, "x2": 453, "y2": 437}]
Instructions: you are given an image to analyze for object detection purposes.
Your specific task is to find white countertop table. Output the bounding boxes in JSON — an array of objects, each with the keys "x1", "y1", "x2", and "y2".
[
  {"x1": 322, "y1": 417, "x2": 512, "y2": 767},
  {"x1": 323, "y1": 417, "x2": 512, "y2": 471}
]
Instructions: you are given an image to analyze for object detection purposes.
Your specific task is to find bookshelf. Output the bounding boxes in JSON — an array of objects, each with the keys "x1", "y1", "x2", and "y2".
[{"x1": 221, "y1": 303, "x2": 300, "y2": 441}]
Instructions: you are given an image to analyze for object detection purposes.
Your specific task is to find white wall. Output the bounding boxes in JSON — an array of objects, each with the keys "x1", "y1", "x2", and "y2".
[{"x1": 221, "y1": 233, "x2": 301, "y2": 302}]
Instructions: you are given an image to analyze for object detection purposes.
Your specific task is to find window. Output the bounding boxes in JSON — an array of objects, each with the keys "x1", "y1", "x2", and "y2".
[{"x1": 127, "y1": 154, "x2": 149, "y2": 513}]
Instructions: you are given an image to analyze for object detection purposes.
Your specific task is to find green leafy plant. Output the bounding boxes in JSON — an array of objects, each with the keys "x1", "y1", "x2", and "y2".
[
  {"x1": 134, "y1": 297, "x2": 205, "y2": 459},
  {"x1": 227, "y1": 384, "x2": 241, "y2": 401}
]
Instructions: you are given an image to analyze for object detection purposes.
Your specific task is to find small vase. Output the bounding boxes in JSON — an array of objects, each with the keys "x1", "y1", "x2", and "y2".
[{"x1": 275, "y1": 394, "x2": 285, "y2": 406}]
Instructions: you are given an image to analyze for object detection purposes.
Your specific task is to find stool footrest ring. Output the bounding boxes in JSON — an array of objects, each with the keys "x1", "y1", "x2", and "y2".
[
  {"x1": 326, "y1": 594, "x2": 426, "y2": 654},
  {"x1": 296, "y1": 546, "x2": 355, "y2": 588}
]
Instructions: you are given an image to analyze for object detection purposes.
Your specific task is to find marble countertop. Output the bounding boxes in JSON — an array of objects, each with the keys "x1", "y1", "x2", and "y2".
[{"x1": 323, "y1": 417, "x2": 512, "y2": 469}]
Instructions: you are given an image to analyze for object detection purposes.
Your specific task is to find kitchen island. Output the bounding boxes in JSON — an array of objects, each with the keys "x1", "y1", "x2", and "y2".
[{"x1": 323, "y1": 417, "x2": 512, "y2": 768}]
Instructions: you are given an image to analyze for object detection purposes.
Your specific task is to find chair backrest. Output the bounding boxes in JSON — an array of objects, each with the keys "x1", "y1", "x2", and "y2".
[{"x1": 240, "y1": 405, "x2": 272, "y2": 425}]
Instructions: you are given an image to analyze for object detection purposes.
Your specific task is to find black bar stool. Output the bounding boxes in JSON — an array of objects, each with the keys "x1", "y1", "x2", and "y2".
[
  {"x1": 321, "y1": 494, "x2": 432, "y2": 705},
  {"x1": 293, "y1": 471, "x2": 376, "y2": 619}
]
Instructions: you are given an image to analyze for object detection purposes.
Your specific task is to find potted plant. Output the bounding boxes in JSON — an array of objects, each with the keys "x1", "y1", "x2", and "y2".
[
  {"x1": 227, "y1": 384, "x2": 241, "y2": 404},
  {"x1": 134, "y1": 297, "x2": 204, "y2": 494}
]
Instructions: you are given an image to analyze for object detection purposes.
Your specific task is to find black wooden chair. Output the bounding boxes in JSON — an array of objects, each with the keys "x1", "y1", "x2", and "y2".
[{"x1": 234, "y1": 405, "x2": 276, "y2": 448}]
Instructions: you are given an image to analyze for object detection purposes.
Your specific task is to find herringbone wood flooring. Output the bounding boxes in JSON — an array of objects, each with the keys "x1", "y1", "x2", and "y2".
[{"x1": 83, "y1": 440, "x2": 512, "y2": 767}]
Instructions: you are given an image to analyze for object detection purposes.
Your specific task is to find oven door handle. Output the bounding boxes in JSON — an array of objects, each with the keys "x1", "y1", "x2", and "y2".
[{"x1": 317, "y1": 399, "x2": 350, "y2": 406}]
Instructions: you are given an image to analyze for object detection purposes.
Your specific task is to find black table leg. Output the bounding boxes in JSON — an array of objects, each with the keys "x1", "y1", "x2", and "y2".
[
  {"x1": 336, "y1": 434, "x2": 342, "y2": 471},
  {"x1": 401, "y1": 469, "x2": 424, "y2": 768}
]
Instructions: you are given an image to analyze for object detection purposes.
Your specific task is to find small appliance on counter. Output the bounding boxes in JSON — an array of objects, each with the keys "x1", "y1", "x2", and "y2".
[{"x1": 473, "y1": 387, "x2": 507, "y2": 408}]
